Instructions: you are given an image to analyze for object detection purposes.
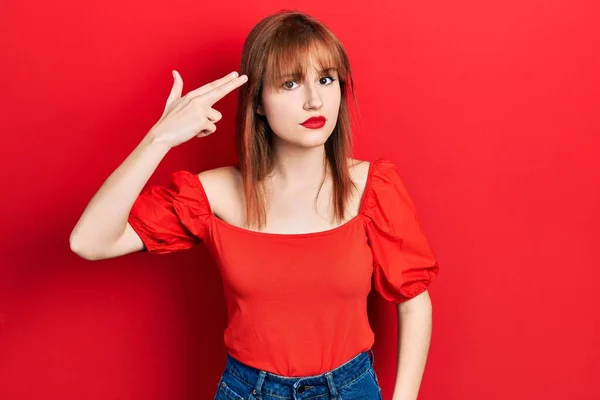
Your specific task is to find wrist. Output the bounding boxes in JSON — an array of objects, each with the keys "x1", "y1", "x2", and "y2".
[{"x1": 143, "y1": 130, "x2": 172, "y2": 153}]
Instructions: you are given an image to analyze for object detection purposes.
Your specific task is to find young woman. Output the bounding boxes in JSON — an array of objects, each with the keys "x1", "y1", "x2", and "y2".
[{"x1": 70, "y1": 10, "x2": 439, "y2": 400}]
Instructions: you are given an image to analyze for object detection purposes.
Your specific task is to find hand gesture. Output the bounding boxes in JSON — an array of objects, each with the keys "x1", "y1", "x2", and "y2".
[{"x1": 148, "y1": 70, "x2": 248, "y2": 148}]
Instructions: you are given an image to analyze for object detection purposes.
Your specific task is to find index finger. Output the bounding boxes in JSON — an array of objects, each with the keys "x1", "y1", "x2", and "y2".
[
  {"x1": 204, "y1": 75, "x2": 248, "y2": 105},
  {"x1": 187, "y1": 71, "x2": 239, "y2": 98}
]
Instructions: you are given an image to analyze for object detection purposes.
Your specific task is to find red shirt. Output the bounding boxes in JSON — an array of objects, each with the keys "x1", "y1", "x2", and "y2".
[{"x1": 127, "y1": 157, "x2": 439, "y2": 376}]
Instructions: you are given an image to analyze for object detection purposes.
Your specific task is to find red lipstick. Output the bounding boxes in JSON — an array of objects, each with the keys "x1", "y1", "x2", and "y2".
[{"x1": 301, "y1": 116, "x2": 326, "y2": 129}]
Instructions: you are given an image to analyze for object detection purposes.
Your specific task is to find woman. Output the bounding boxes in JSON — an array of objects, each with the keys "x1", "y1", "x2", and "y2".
[{"x1": 70, "y1": 9, "x2": 439, "y2": 400}]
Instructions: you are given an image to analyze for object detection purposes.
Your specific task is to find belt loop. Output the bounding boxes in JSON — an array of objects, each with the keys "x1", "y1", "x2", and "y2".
[
  {"x1": 325, "y1": 372, "x2": 339, "y2": 399},
  {"x1": 368, "y1": 348, "x2": 375, "y2": 366},
  {"x1": 252, "y1": 370, "x2": 266, "y2": 399}
]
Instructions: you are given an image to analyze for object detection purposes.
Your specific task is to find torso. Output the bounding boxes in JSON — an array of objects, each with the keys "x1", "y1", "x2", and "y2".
[{"x1": 199, "y1": 158, "x2": 371, "y2": 235}]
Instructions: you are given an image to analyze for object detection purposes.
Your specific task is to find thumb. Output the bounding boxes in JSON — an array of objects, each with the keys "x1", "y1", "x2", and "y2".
[{"x1": 165, "y1": 70, "x2": 183, "y2": 108}]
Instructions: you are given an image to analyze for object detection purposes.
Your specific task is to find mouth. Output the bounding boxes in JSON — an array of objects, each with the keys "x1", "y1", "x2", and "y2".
[{"x1": 300, "y1": 116, "x2": 327, "y2": 129}]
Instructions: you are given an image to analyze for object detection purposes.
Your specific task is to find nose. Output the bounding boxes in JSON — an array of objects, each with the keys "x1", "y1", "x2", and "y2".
[{"x1": 303, "y1": 82, "x2": 323, "y2": 111}]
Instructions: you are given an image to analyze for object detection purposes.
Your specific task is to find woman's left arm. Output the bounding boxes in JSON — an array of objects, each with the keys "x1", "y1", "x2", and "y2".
[{"x1": 392, "y1": 290, "x2": 433, "y2": 400}]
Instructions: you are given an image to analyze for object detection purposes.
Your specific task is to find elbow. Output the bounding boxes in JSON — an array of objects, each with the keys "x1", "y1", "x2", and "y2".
[{"x1": 69, "y1": 234, "x2": 100, "y2": 261}]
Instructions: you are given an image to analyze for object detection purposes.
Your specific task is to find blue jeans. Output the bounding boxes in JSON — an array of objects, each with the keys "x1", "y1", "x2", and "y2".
[{"x1": 214, "y1": 349, "x2": 383, "y2": 400}]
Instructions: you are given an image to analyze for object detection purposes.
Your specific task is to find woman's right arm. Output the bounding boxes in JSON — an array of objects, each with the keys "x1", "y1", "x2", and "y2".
[
  {"x1": 69, "y1": 134, "x2": 171, "y2": 260},
  {"x1": 69, "y1": 69, "x2": 248, "y2": 260}
]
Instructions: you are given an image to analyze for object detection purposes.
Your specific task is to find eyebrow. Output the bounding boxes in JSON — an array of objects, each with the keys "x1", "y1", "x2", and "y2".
[{"x1": 278, "y1": 67, "x2": 338, "y2": 80}]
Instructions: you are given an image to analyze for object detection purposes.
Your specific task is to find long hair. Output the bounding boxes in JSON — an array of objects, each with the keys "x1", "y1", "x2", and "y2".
[{"x1": 235, "y1": 10, "x2": 360, "y2": 230}]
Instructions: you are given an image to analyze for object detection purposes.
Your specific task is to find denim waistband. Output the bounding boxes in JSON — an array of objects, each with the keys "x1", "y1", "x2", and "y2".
[{"x1": 224, "y1": 349, "x2": 375, "y2": 399}]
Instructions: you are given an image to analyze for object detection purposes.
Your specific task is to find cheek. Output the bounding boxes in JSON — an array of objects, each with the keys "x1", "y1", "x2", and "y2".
[
  {"x1": 265, "y1": 105, "x2": 295, "y2": 128},
  {"x1": 268, "y1": 100, "x2": 293, "y2": 115},
  {"x1": 264, "y1": 95, "x2": 298, "y2": 120},
  {"x1": 329, "y1": 87, "x2": 342, "y2": 105}
]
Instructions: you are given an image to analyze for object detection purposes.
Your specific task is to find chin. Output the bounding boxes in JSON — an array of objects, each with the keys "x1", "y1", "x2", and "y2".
[
  {"x1": 272, "y1": 128, "x2": 333, "y2": 148},
  {"x1": 296, "y1": 130, "x2": 333, "y2": 147}
]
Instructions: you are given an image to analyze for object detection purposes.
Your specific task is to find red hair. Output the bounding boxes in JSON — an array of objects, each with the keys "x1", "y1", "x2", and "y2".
[{"x1": 235, "y1": 10, "x2": 361, "y2": 230}]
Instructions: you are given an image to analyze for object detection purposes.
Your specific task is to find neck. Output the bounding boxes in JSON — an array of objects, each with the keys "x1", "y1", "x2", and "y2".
[{"x1": 270, "y1": 143, "x2": 328, "y2": 189}]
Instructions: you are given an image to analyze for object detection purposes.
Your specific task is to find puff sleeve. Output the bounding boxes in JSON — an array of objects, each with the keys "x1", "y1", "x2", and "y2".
[
  {"x1": 363, "y1": 159, "x2": 440, "y2": 303},
  {"x1": 127, "y1": 171, "x2": 211, "y2": 254}
]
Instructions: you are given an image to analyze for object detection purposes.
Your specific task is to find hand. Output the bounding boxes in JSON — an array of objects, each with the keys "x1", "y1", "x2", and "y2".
[{"x1": 147, "y1": 70, "x2": 248, "y2": 148}]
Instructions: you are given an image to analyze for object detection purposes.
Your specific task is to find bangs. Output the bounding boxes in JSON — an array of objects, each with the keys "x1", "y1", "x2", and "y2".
[{"x1": 263, "y1": 37, "x2": 348, "y2": 88}]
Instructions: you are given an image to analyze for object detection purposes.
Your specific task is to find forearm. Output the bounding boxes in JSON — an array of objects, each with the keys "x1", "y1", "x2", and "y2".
[
  {"x1": 392, "y1": 291, "x2": 433, "y2": 400},
  {"x1": 69, "y1": 133, "x2": 170, "y2": 254}
]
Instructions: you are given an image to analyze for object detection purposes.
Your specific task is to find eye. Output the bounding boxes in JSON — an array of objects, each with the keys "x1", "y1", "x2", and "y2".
[{"x1": 282, "y1": 76, "x2": 337, "y2": 90}]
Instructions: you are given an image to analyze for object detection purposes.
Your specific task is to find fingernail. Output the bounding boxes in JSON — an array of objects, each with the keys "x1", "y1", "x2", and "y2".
[{"x1": 232, "y1": 71, "x2": 238, "y2": 77}]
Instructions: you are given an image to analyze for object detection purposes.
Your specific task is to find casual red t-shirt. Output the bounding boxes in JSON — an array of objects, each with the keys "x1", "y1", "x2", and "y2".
[{"x1": 127, "y1": 157, "x2": 439, "y2": 377}]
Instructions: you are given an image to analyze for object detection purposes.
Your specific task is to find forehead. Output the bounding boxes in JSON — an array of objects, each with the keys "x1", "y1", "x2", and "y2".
[
  {"x1": 264, "y1": 41, "x2": 341, "y2": 84},
  {"x1": 278, "y1": 64, "x2": 338, "y2": 79}
]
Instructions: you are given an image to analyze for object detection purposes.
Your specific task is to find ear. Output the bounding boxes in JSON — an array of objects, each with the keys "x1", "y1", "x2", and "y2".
[{"x1": 256, "y1": 104, "x2": 265, "y2": 116}]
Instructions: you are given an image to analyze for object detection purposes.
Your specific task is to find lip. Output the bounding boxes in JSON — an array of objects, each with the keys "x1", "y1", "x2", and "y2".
[{"x1": 301, "y1": 116, "x2": 327, "y2": 129}]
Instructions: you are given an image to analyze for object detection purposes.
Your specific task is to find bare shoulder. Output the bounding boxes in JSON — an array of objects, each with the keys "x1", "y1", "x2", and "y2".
[
  {"x1": 197, "y1": 165, "x2": 240, "y2": 217},
  {"x1": 197, "y1": 160, "x2": 370, "y2": 218},
  {"x1": 347, "y1": 158, "x2": 371, "y2": 187}
]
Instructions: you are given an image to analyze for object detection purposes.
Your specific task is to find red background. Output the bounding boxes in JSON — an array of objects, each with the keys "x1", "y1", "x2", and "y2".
[{"x1": 1, "y1": 1, "x2": 599, "y2": 399}]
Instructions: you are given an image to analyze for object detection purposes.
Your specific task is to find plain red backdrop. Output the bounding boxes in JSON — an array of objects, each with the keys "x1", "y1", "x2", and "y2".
[{"x1": 1, "y1": 1, "x2": 599, "y2": 399}]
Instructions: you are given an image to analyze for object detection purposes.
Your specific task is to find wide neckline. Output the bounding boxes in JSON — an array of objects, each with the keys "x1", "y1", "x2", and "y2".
[
  {"x1": 194, "y1": 159, "x2": 377, "y2": 239},
  {"x1": 211, "y1": 211, "x2": 363, "y2": 238}
]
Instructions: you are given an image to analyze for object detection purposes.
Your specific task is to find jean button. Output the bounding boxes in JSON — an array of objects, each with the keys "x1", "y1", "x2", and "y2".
[{"x1": 297, "y1": 385, "x2": 306, "y2": 393}]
